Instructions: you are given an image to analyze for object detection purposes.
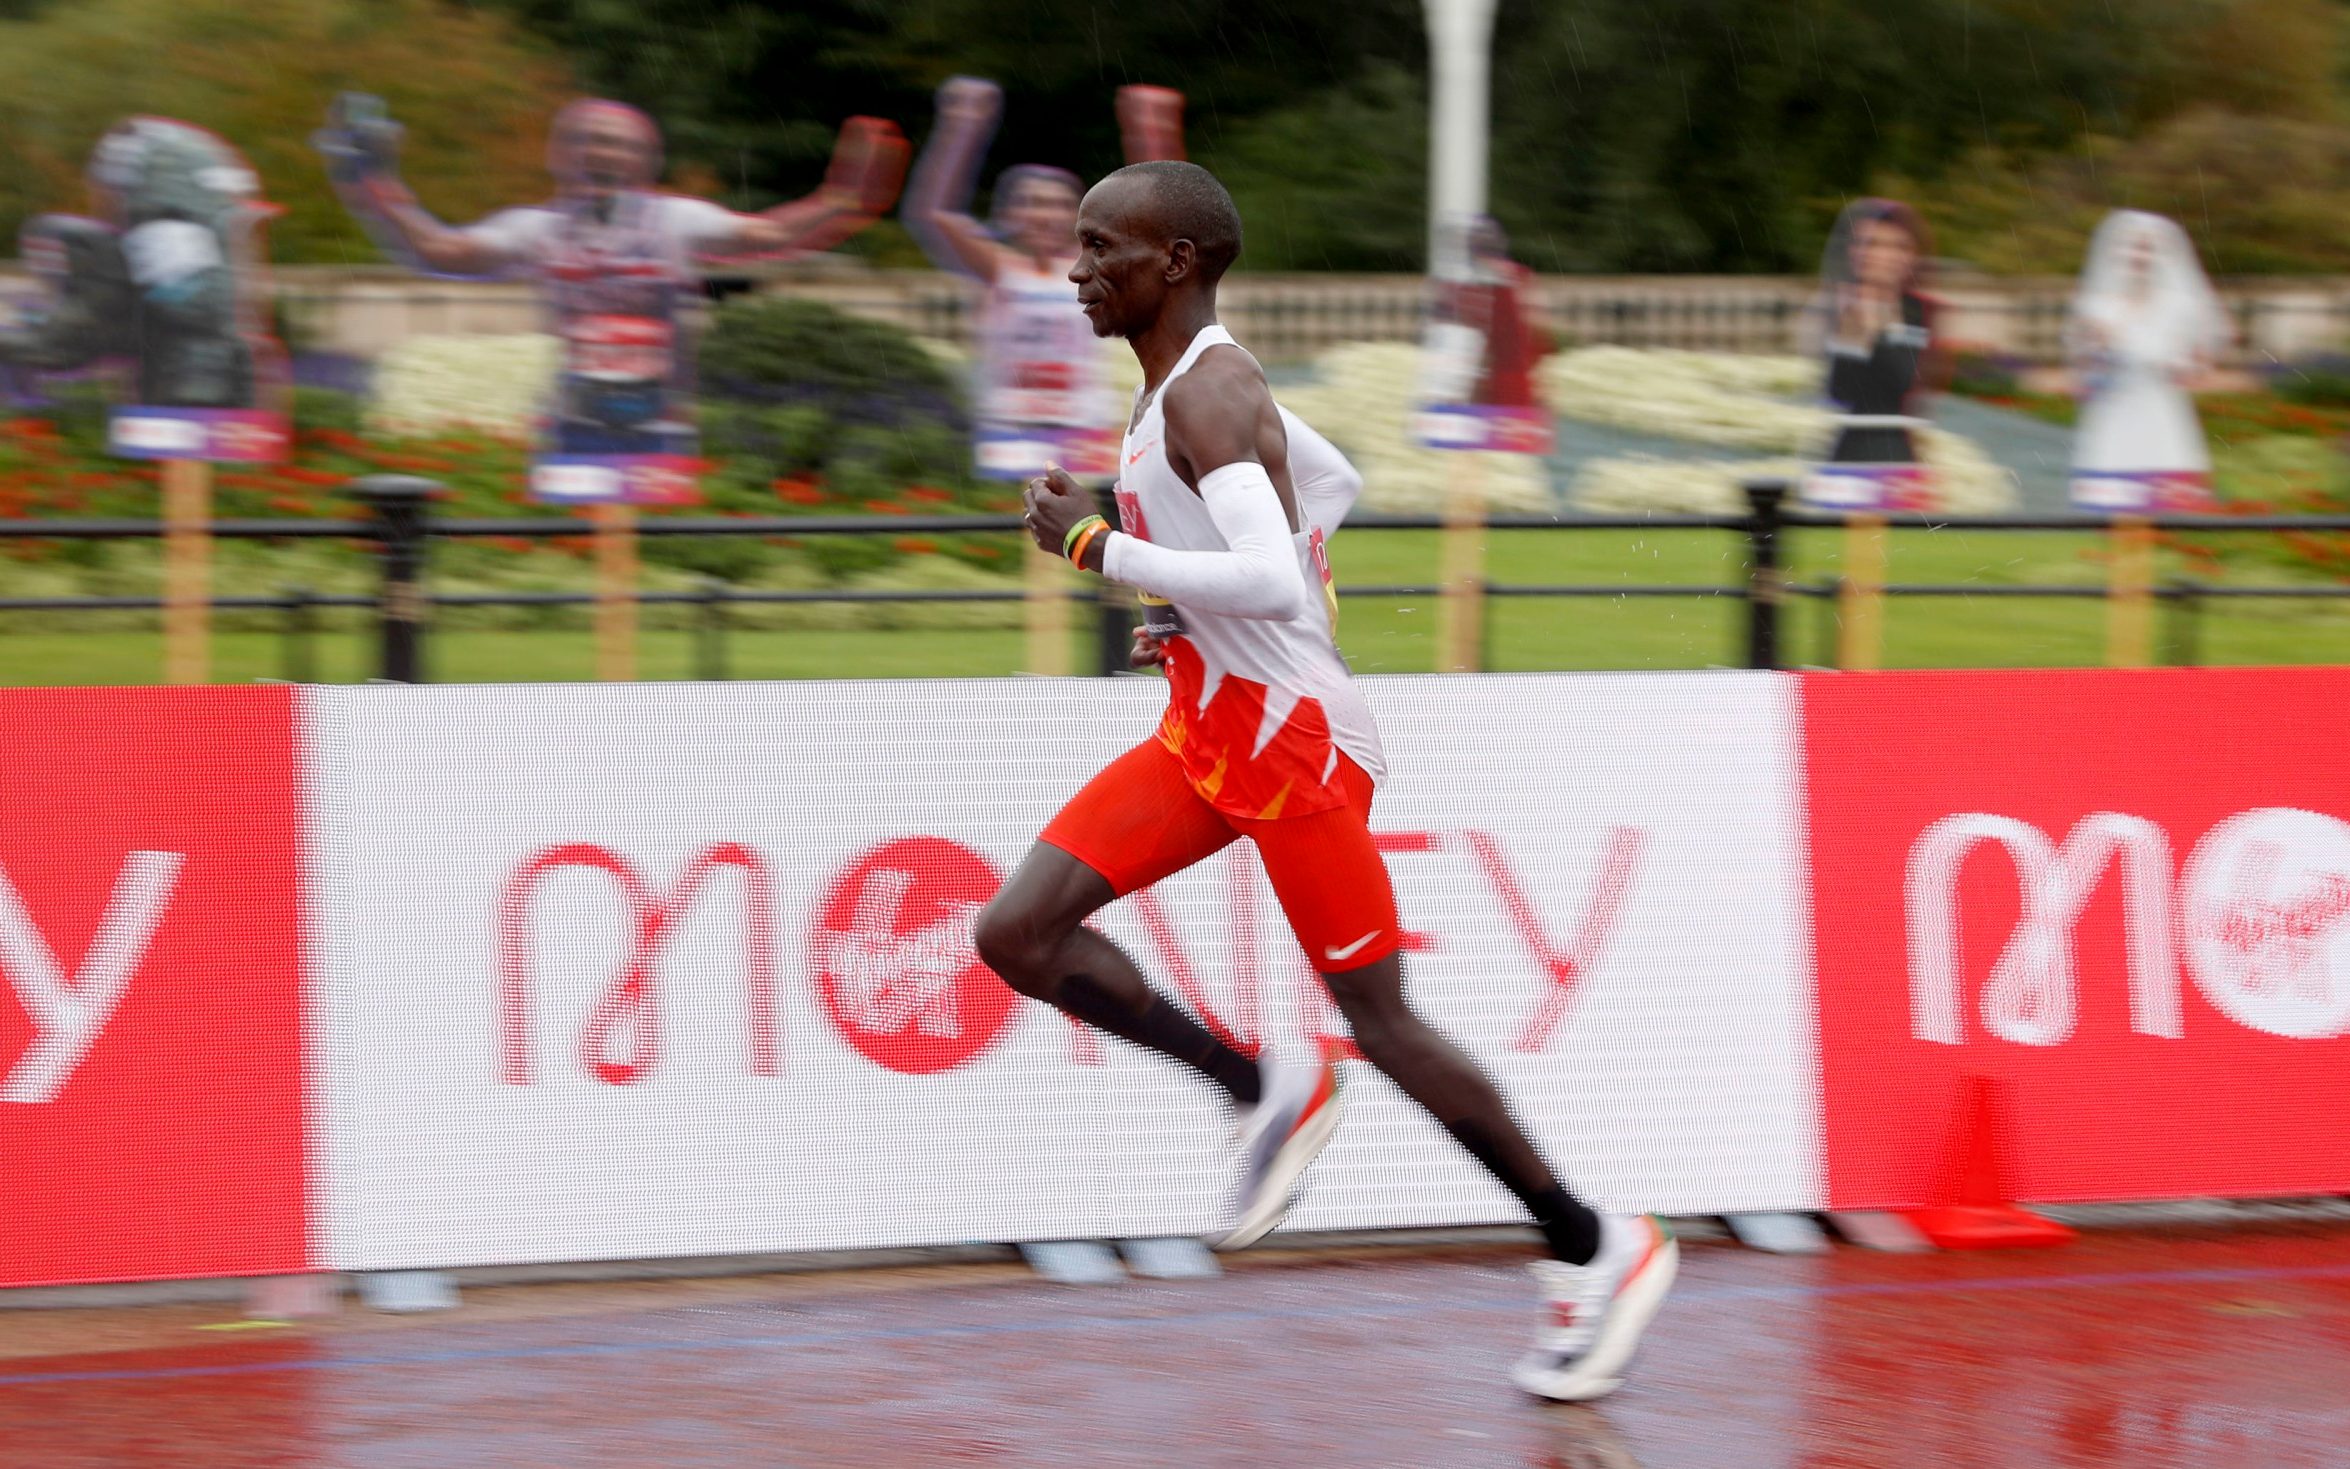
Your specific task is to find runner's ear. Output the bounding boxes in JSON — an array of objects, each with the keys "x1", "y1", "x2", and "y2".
[{"x1": 1165, "y1": 236, "x2": 1197, "y2": 285}]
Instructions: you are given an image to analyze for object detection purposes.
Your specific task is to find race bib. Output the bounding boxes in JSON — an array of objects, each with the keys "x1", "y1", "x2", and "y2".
[
  {"x1": 1309, "y1": 526, "x2": 1340, "y2": 634},
  {"x1": 122, "y1": 220, "x2": 224, "y2": 288},
  {"x1": 1138, "y1": 594, "x2": 1185, "y2": 639},
  {"x1": 566, "y1": 314, "x2": 673, "y2": 381},
  {"x1": 1010, "y1": 361, "x2": 1076, "y2": 393}
]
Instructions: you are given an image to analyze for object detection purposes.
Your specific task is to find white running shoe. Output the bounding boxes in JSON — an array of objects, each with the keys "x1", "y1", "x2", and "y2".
[
  {"x1": 1214, "y1": 1048, "x2": 1343, "y2": 1251},
  {"x1": 1512, "y1": 1214, "x2": 1679, "y2": 1402}
]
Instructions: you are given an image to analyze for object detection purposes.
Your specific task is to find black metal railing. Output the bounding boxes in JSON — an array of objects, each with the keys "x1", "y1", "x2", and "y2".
[{"x1": 5, "y1": 475, "x2": 2350, "y2": 681}]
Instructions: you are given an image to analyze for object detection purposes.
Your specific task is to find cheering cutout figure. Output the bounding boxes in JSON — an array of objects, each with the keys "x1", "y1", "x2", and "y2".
[
  {"x1": 901, "y1": 76, "x2": 1184, "y2": 481},
  {"x1": 2066, "y1": 210, "x2": 2231, "y2": 514},
  {"x1": 0, "y1": 117, "x2": 291, "y2": 462},
  {"x1": 316, "y1": 94, "x2": 907, "y2": 504},
  {"x1": 1807, "y1": 197, "x2": 1942, "y2": 512},
  {"x1": 1411, "y1": 214, "x2": 1555, "y2": 456}
]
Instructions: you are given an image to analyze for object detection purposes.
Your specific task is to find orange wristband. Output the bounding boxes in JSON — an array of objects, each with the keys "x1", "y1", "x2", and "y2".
[{"x1": 1071, "y1": 520, "x2": 1111, "y2": 570}]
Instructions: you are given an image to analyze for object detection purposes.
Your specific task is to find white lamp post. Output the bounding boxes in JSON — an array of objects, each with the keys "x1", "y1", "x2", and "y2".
[{"x1": 1424, "y1": 0, "x2": 1498, "y2": 266}]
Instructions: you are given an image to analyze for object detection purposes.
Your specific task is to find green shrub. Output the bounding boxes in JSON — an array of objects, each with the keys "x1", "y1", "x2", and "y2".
[
  {"x1": 2273, "y1": 357, "x2": 2350, "y2": 409},
  {"x1": 1945, "y1": 349, "x2": 2026, "y2": 401},
  {"x1": 1, "y1": 307, "x2": 1030, "y2": 599},
  {"x1": 700, "y1": 297, "x2": 963, "y2": 417},
  {"x1": 687, "y1": 297, "x2": 1015, "y2": 585}
]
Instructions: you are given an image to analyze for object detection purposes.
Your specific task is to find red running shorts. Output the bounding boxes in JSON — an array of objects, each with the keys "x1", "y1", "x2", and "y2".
[{"x1": 1040, "y1": 737, "x2": 1402, "y2": 973}]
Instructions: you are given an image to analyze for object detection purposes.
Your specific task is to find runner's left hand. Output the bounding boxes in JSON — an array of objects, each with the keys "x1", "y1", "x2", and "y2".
[{"x1": 1022, "y1": 466, "x2": 1097, "y2": 561}]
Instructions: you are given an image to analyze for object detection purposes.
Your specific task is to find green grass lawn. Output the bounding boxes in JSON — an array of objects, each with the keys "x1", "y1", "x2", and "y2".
[
  {"x1": 0, "y1": 625, "x2": 1038, "y2": 686},
  {"x1": 9, "y1": 524, "x2": 2350, "y2": 685},
  {"x1": 10, "y1": 381, "x2": 2350, "y2": 686}
]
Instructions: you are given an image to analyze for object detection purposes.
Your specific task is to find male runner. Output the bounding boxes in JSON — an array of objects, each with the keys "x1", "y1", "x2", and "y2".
[{"x1": 973, "y1": 160, "x2": 1676, "y2": 1402}]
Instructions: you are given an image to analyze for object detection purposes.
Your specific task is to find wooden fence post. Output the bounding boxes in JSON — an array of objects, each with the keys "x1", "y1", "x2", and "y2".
[
  {"x1": 162, "y1": 459, "x2": 212, "y2": 685},
  {"x1": 2106, "y1": 515, "x2": 2157, "y2": 668},
  {"x1": 594, "y1": 502, "x2": 637, "y2": 682},
  {"x1": 1434, "y1": 456, "x2": 1488, "y2": 673},
  {"x1": 1835, "y1": 513, "x2": 1888, "y2": 671}
]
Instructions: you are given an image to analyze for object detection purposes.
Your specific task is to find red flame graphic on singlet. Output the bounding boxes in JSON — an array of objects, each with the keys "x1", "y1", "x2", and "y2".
[{"x1": 1154, "y1": 641, "x2": 1348, "y2": 821}]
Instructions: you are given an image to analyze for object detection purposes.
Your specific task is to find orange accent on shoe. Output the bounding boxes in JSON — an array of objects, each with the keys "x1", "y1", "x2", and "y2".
[
  {"x1": 1616, "y1": 1218, "x2": 1664, "y2": 1293},
  {"x1": 1286, "y1": 1062, "x2": 1338, "y2": 1143}
]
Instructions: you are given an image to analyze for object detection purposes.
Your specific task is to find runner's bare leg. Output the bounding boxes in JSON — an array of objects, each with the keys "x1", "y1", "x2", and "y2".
[
  {"x1": 1323, "y1": 954, "x2": 1601, "y2": 1264},
  {"x1": 975, "y1": 843, "x2": 1262, "y2": 1104}
]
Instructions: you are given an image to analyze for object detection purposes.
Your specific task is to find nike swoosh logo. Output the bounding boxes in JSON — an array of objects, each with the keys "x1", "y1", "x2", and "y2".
[
  {"x1": 1324, "y1": 930, "x2": 1382, "y2": 964},
  {"x1": 1126, "y1": 439, "x2": 1155, "y2": 466}
]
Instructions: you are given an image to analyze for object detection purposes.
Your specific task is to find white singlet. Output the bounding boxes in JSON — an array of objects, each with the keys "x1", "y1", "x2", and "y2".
[
  {"x1": 978, "y1": 255, "x2": 1114, "y2": 429},
  {"x1": 1109, "y1": 325, "x2": 1385, "y2": 822}
]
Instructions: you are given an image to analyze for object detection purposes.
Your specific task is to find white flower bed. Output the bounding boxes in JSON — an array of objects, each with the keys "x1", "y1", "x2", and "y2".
[
  {"x1": 1265, "y1": 342, "x2": 2013, "y2": 515},
  {"x1": 366, "y1": 333, "x2": 559, "y2": 439},
  {"x1": 359, "y1": 333, "x2": 2018, "y2": 516},
  {"x1": 1540, "y1": 346, "x2": 2019, "y2": 515},
  {"x1": 1276, "y1": 342, "x2": 1552, "y2": 513},
  {"x1": 1569, "y1": 427, "x2": 2020, "y2": 516},
  {"x1": 1540, "y1": 346, "x2": 1826, "y2": 452}
]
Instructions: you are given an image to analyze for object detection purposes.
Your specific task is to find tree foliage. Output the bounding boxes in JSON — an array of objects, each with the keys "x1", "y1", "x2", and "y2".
[
  {"x1": 1480, "y1": 0, "x2": 2348, "y2": 272},
  {"x1": 1888, "y1": 108, "x2": 2350, "y2": 275},
  {"x1": 0, "y1": 0, "x2": 582, "y2": 260},
  {"x1": 5, "y1": 0, "x2": 2347, "y2": 272},
  {"x1": 473, "y1": 0, "x2": 2350, "y2": 273},
  {"x1": 0, "y1": 0, "x2": 578, "y2": 263}
]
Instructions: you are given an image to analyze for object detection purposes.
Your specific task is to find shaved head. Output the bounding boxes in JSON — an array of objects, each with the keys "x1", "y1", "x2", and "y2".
[
  {"x1": 1071, "y1": 160, "x2": 1244, "y2": 341},
  {"x1": 1097, "y1": 160, "x2": 1242, "y2": 283}
]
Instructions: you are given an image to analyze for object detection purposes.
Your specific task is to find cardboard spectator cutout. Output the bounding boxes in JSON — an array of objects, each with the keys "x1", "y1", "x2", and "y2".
[
  {"x1": 2067, "y1": 210, "x2": 2230, "y2": 513},
  {"x1": 1807, "y1": 198, "x2": 1941, "y2": 512},
  {"x1": 901, "y1": 77, "x2": 1184, "y2": 480},
  {"x1": 0, "y1": 117, "x2": 291, "y2": 462},
  {"x1": 1412, "y1": 214, "x2": 1554, "y2": 454},
  {"x1": 316, "y1": 94, "x2": 907, "y2": 505}
]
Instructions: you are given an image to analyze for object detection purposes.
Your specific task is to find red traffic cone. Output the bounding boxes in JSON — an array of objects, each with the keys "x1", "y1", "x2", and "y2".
[{"x1": 1898, "y1": 1074, "x2": 2077, "y2": 1250}]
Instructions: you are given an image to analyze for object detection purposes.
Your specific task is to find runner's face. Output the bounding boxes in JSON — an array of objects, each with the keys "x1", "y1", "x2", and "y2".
[
  {"x1": 1851, "y1": 218, "x2": 1916, "y2": 291},
  {"x1": 1006, "y1": 178, "x2": 1080, "y2": 259},
  {"x1": 1070, "y1": 182, "x2": 1166, "y2": 340},
  {"x1": 569, "y1": 114, "x2": 652, "y2": 194}
]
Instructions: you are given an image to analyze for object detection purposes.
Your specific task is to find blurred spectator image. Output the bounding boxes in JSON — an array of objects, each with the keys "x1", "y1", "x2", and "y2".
[
  {"x1": 1412, "y1": 213, "x2": 1554, "y2": 454},
  {"x1": 0, "y1": 117, "x2": 285, "y2": 415},
  {"x1": 1817, "y1": 198, "x2": 1940, "y2": 468},
  {"x1": 1437, "y1": 216, "x2": 1551, "y2": 410},
  {"x1": 902, "y1": 77, "x2": 1180, "y2": 479},
  {"x1": 315, "y1": 93, "x2": 905, "y2": 480},
  {"x1": 2066, "y1": 210, "x2": 2231, "y2": 513}
]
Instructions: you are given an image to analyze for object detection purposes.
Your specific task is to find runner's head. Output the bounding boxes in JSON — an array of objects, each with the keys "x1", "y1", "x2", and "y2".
[
  {"x1": 550, "y1": 99, "x2": 662, "y2": 198},
  {"x1": 993, "y1": 164, "x2": 1083, "y2": 261},
  {"x1": 1069, "y1": 160, "x2": 1241, "y2": 340}
]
